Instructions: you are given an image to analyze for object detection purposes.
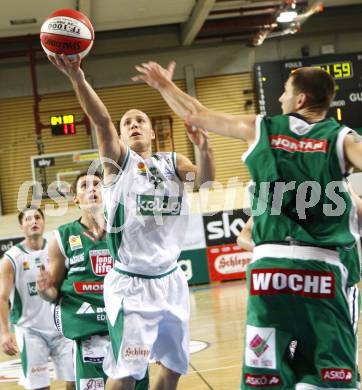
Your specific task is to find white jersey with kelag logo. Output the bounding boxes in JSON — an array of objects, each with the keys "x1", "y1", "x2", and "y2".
[
  {"x1": 102, "y1": 149, "x2": 189, "y2": 276},
  {"x1": 4, "y1": 240, "x2": 57, "y2": 335}
]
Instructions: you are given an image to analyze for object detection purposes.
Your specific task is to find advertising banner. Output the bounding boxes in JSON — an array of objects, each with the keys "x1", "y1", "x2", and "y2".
[
  {"x1": 178, "y1": 248, "x2": 210, "y2": 285},
  {"x1": 207, "y1": 243, "x2": 252, "y2": 282},
  {"x1": 0, "y1": 236, "x2": 23, "y2": 258}
]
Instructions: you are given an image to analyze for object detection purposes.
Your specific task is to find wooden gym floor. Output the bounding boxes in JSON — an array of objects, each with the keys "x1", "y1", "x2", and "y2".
[{"x1": 0, "y1": 280, "x2": 361, "y2": 389}]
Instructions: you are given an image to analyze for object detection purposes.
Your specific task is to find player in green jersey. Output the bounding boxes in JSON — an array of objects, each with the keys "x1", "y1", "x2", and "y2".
[
  {"x1": 134, "y1": 62, "x2": 362, "y2": 389},
  {"x1": 37, "y1": 172, "x2": 149, "y2": 390}
]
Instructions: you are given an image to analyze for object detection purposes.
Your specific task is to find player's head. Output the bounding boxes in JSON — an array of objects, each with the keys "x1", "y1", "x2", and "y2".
[
  {"x1": 72, "y1": 170, "x2": 103, "y2": 210},
  {"x1": 119, "y1": 109, "x2": 155, "y2": 152},
  {"x1": 18, "y1": 205, "x2": 45, "y2": 238},
  {"x1": 279, "y1": 67, "x2": 336, "y2": 115}
]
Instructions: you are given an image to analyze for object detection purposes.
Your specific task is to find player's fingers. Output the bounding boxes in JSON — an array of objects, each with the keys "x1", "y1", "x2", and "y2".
[
  {"x1": 135, "y1": 65, "x2": 150, "y2": 75},
  {"x1": 61, "y1": 54, "x2": 72, "y2": 66},
  {"x1": 184, "y1": 122, "x2": 193, "y2": 132},
  {"x1": 167, "y1": 61, "x2": 176, "y2": 75},
  {"x1": 48, "y1": 55, "x2": 57, "y2": 65},
  {"x1": 132, "y1": 75, "x2": 146, "y2": 82},
  {"x1": 141, "y1": 62, "x2": 152, "y2": 70},
  {"x1": 199, "y1": 128, "x2": 209, "y2": 138}
]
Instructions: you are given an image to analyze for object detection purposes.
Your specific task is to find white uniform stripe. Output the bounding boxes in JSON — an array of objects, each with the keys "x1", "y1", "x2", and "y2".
[{"x1": 296, "y1": 383, "x2": 358, "y2": 390}]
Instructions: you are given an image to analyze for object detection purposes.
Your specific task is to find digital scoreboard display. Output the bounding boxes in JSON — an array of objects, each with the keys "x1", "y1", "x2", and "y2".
[
  {"x1": 255, "y1": 52, "x2": 362, "y2": 129},
  {"x1": 50, "y1": 114, "x2": 76, "y2": 136}
]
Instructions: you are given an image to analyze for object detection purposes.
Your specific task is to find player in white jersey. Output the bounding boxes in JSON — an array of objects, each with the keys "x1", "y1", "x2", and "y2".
[
  {"x1": 0, "y1": 206, "x2": 75, "y2": 390},
  {"x1": 48, "y1": 53, "x2": 215, "y2": 390}
]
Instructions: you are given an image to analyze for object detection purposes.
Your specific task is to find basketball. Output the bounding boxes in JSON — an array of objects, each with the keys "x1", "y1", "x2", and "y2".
[{"x1": 40, "y1": 9, "x2": 94, "y2": 59}]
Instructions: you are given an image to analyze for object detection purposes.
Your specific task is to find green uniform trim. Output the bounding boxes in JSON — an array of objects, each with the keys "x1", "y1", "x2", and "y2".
[
  {"x1": 16, "y1": 239, "x2": 47, "y2": 254},
  {"x1": 114, "y1": 265, "x2": 177, "y2": 279},
  {"x1": 106, "y1": 200, "x2": 125, "y2": 262},
  {"x1": 20, "y1": 336, "x2": 27, "y2": 377},
  {"x1": 10, "y1": 288, "x2": 22, "y2": 324},
  {"x1": 107, "y1": 308, "x2": 124, "y2": 364},
  {"x1": 5, "y1": 254, "x2": 16, "y2": 273}
]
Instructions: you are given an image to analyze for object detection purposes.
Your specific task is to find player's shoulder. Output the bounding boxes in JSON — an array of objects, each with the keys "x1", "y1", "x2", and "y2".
[
  {"x1": 3, "y1": 243, "x2": 24, "y2": 262},
  {"x1": 152, "y1": 151, "x2": 174, "y2": 163},
  {"x1": 56, "y1": 219, "x2": 81, "y2": 236}
]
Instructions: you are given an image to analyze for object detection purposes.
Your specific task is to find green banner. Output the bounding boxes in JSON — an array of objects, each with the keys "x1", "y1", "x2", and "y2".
[{"x1": 178, "y1": 248, "x2": 210, "y2": 286}]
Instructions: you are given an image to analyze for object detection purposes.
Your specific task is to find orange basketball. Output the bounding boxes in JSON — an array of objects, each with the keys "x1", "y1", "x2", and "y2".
[{"x1": 40, "y1": 9, "x2": 94, "y2": 58}]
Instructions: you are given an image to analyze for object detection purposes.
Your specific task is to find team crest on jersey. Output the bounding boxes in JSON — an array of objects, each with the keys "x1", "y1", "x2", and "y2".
[
  {"x1": 27, "y1": 282, "x2": 37, "y2": 296},
  {"x1": 90, "y1": 249, "x2": 114, "y2": 276},
  {"x1": 69, "y1": 235, "x2": 83, "y2": 251},
  {"x1": 22, "y1": 261, "x2": 30, "y2": 271},
  {"x1": 137, "y1": 162, "x2": 148, "y2": 175}
]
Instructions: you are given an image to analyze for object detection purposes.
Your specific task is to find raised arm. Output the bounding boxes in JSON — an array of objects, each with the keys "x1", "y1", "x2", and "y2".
[
  {"x1": 0, "y1": 258, "x2": 18, "y2": 355},
  {"x1": 132, "y1": 61, "x2": 256, "y2": 143},
  {"x1": 36, "y1": 233, "x2": 67, "y2": 302},
  {"x1": 344, "y1": 133, "x2": 362, "y2": 171},
  {"x1": 236, "y1": 217, "x2": 255, "y2": 252},
  {"x1": 48, "y1": 54, "x2": 127, "y2": 180},
  {"x1": 347, "y1": 181, "x2": 362, "y2": 220}
]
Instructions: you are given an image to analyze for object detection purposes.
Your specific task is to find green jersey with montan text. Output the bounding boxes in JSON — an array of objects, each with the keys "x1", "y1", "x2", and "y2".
[
  {"x1": 54, "y1": 220, "x2": 114, "y2": 340},
  {"x1": 4, "y1": 240, "x2": 58, "y2": 335},
  {"x1": 243, "y1": 114, "x2": 359, "y2": 249}
]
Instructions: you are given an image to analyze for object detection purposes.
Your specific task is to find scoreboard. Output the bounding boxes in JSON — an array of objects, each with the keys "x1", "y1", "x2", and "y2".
[{"x1": 255, "y1": 52, "x2": 362, "y2": 129}]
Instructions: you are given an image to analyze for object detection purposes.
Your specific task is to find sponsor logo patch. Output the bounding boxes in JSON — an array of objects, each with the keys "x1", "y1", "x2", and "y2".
[
  {"x1": 245, "y1": 325, "x2": 276, "y2": 369},
  {"x1": 74, "y1": 281, "x2": 103, "y2": 294},
  {"x1": 54, "y1": 304, "x2": 62, "y2": 333},
  {"x1": 30, "y1": 365, "x2": 48, "y2": 376},
  {"x1": 137, "y1": 162, "x2": 148, "y2": 176},
  {"x1": 123, "y1": 345, "x2": 151, "y2": 361},
  {"x1": 214, "y1": 249, "x2": 252, "y2": 274},
  {"x1": 76, "y1": 302, "x2": 95, "y2": 314},
  {"x1": 69, "y1": 235, "x2": 83, "y2": 251},
  {"x1": 250, "y1": 268, "x2": 335, "y2": 298},
  {"x1": 89, "y1": 249, "x2": 114, "y2": 276},
  {"x1": 22, "y1": 261, "x2": 30, "y2": 271},
  {"x1": 244, "y1": 374, "x2": 282, "y2": 387},
  {"x1": 136, "y1": 195, "x2": 182, "y2": 216},
  {"x1": 269, "y1": 135, "x2": 328, "y2": 153},
  {"x1": 79, "y1": 378, "x2": 104, "y2": 389},
  {"x1": 27, "y1": 282, "x2": 37, "y2": 296},
  {"x1": 69, "y1": 253, "x2": 84, "y2": 265},
  {"x1": 321, "y1": 368, "x2": 353, "y2": 382}
]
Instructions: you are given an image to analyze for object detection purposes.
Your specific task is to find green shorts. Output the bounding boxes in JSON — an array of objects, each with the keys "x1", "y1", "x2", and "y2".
[
  {"x1": 74, "y1": 335, "x2": 149, "y2": 390},
  {"x1": 241, "y1": 244, "x2": 358, "y2": 390}
]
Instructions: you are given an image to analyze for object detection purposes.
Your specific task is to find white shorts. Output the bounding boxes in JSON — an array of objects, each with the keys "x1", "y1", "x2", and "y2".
[
  {"x1": 14, "y1": 326, "x2": 74, "y2": 389},
  {"x1": 103, "y1": 266, "x2": 190, "y2": 380}
]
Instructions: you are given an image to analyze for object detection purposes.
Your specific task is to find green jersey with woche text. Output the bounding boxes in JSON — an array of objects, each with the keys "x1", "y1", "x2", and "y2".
[
  {"x1": 54, "y1": 220, "x2": 114, "y2": 340},
  {"x1": 243, "y1": 114, "x2": 359, "y2": 248}
]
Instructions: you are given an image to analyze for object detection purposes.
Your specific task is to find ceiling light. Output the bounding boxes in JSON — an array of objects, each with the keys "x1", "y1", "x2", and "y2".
[{"x1": 276, "y1": 11, "x2": 298, "y2": 23}]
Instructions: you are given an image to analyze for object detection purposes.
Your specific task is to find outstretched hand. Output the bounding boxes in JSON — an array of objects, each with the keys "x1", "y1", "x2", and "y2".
[
  {"x1": 48, "y1": 54, "x2": 84, "y2": 83},
  {"x1": 36, "y1": 265, "x2": 53, "y2": 293},
  {"x1": 132, "y1": 61, "x2": 176, "y2": 90},
  {"x1": 184, "y1": 123, "x2": 209, "y2": 151}
]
